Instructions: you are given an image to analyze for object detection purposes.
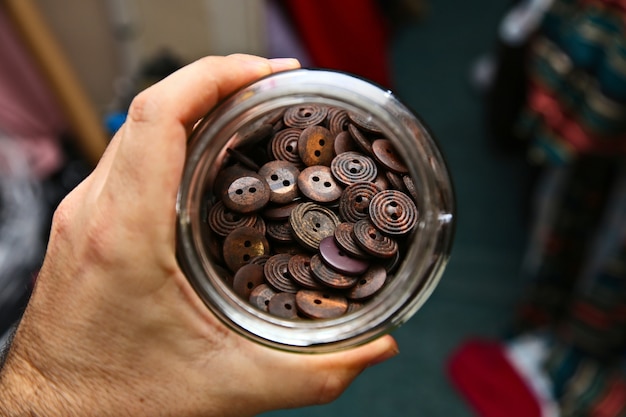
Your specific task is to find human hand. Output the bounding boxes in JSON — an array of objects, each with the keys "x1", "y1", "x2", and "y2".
[{"x1": 0, "y1": 54, "x2": 398, "y2": 417}]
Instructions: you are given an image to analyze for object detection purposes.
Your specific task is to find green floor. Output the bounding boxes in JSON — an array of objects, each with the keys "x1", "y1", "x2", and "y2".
[{"x1": 262, "y1": 2, "x2": 532, "y2": 416}]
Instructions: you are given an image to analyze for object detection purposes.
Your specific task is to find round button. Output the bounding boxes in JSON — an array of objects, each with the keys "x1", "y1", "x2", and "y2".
[
  {"x1": 333, "y1": 222, "x2": 369, "y2": 259},
  {"x1": 346, "y1": 265, "x2": 387, "y2": 300},
  {"x1": 266, "y1": 220, "x2": 294, "y2": 243},
  {"x1": 289, "y1": 202, "x2": 341, "y2": 251},
  {"x1": 327, "y1": 108, "x2": 350, "y2": 137},
  {"x1": 339, "y1": 182, "x2": 381, "y2": 223},
  {"x1": 296, "y1": 290, "x2": 348, "y2": 319},
  {"x1": 369, "y1": 190, "x2": 419, "y2": 236},
  {"x1": 352, "y1": 219, "x2": 398, "y2": 259},
  {"x1": 288, "y1": 254, "x2": 324, "y2": 290},
  {"x1": 310, "y1": 254, "x2": 359, "y2": 289},
  {"x1": 264, "y1": 254, "x2": 299, "y2": 293},
  {"x1": 330, "y1": 151, "x2": 378, "y2": 186},
  {"x1": 222, "y1": 226, "x2": 271, "y2": 272},
  {"x1": 298, "y1": 166, "x2": 343, "y2": 203},
  {"x1": 270, "y1": 128, "x2": 303, "y2": 167},
  {"x1": 268, "y1": 292, "x2": 299, "y2": 319},
  {"x1": 318, "y1": 236, "x2": 370, "y2": 276},
  {"x1": 372, "y1": 139, "x2": 409, "y2": 174},
  {"x1": 216, "y1": 165, "x2": 271, "y2": 214},
  {"x1": 298, "y1": 126, "x2": 335, "y2": 167},
  {"x1": 258, "y1": 160, "x2": 300, "y2": 204},
  {"x1": 247, "y1": 254, "x2": 270, "y2": 266},
  {"x1": 284, "y1": 104, "x2": 328, "y2": 128},
  {"x1": 261, "y1": 201, "x2": 300, "y2": 221},
  {"x1": 207, "y1": 200, "x2": 258, "y2": 237},
  {"x1": 249, "y1": 283, "x2": 276, "y2": 312},
  {"x1": 385, "y1": 170, "x2": 407, "y2": 193},
  {"x1": 403, "y1": 175, "x2": 419, "y2": 203},
  {"x1": 347, "y1": 123, "x2": 374, "y2": 156},
  {"x1": 232, "y1": 263, "x2": 265, "y2": 300},
  {"x1": 347, "y1": 111, "x2": 384, "y2": 135},
  {"x1": 334, "y1": 131, "x2": 357, "y2": 155}
]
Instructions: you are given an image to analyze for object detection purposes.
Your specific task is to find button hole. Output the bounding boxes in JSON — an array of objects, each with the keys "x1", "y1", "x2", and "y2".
[
  {"x1": 319, "y1": 139, "x2": 325, "y2": 146},
  {"x1": 314, "y1": 150, "x2": 321, "y2": 157},
  {"x1": 285, "y1": 303, "x2": 292, "y2": 310},
  {"x1": 360, "y1": 279, "x2": 367, "y2": 285},
  {"x1": 312, "y1": 176, "x2": 320, "y2": 182},
  {"x1": 323, "y1": 182, "x2": 332, "y2": 188},
  {"x1": 243, "y1": 254, "x2": 251, "y2": 261},
  {"x1": 249, "y1": 187, "x2": 257, "y2": 193},
  {"x1": 244, "y1": 240, "x2": 252, "y2": 247},
  {"x1": 282, "y1": 180, "x2": 290, "y2": 186},
  {"x1": 314, "y1": 299, "x2": 322, "y2": 304},
  {"x1": 247, "y1": 282, "x2": 254, "y2": 289},
  {"x1": 271, "y1": 174, "x2": 278, "y2": 181},
  {"x1": 236, "y1": 189, "x2": 243, "y2": 195}
]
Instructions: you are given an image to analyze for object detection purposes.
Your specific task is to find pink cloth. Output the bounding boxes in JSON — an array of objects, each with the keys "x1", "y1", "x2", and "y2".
[{"x1": 0, "y1": 7, "x2": 65, "y2": 177}]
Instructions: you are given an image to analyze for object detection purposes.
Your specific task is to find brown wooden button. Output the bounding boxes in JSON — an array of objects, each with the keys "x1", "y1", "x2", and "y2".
[
  {"x1": 330, "y1": 151, "x2": 378, "y2": 186},
  {"x1": 347, "y1": 111, "x2": 384, "y2": 135},
  {"x1": 385, "y1": 170, "x2": 407, "y2": 193},
  {"x1": 207, "y1": 200, "x2": 257, "y2": 237},
  {"x1": 270, "y1": 128, "x2": 303, "y2": 167},
  {"x1": 217, "y1": 166, "x2": 271, "y2": 214},
  {"x1": 284, "y1": 104, "x2": 328, "y2": 128},
  {"x1": 249, "y1": 283, "x2": 276, "y2": 312},
  {"x1": 338, "y1": 182, "x2": 381, "y2": 223},
  {"x1": 372, "y1": 139, "x2": 409, "y2": 174},
  {"x1": 264, "y1": 254, "x2": 299, "y2": 293},
  {"x1": 297, "y1": 166, "x2": 343, "y2": 203},
  {"x1": 266, "y1": 220, "x2": 294, "y2": 243},
  {"x1": 232, "y1": 263, "x2": 265, "y2": 300},
  {"x1": 247, "y1": 254, "x2": 270, "y2": 266},
  {"x1": 268, "y1": 292, "x2": 299, "y2": 319},
  {"x1": 334, "y1": 131, "x2": 357, "y2": 155},
  {"x1": 288, "y1": 254, "x2": 324, "y2": 290},
  {"x1": 369, "y1": 190, "x2": 418, "y2": 236},
  {"x1": 261, "y1": 201, "x2": 300, "y2": 221},
  {"x1": 296, "y1": 290, "x2": 348, "y2": 319},
  {"x1": 347, "y1": 123, "x2": 374, "y2": 156},
  {"x1": 345, "y1": 265, "x2": 387, "y2": 300},
  {"x1": 298, "y1": 126, "x2": 335, "y2": 167},
  {"x1": 319, "y1": 236, "x2": 370, "y2": 276},
  {"x1": 252, "y1": 216, "x2": 267, "y2": 236},
  {"x1": 403, "y1": 175, "x2": 419, "y2": 203},
  {"x1": 222, "y1": 226, "x2": 270, "y2": 272},
  {"x1": 310, "y1": 254, "x2": 358, "y2": 289},
  {"x1": 258, "y1": 160, "x2": 300, "y2": 204},
  {"x1": 352, "y1": 219, "x2": 398, "y2": 259},
  {"x1": 289, "y1": 202, "x2": 340, "y2": 251},
  {"x1": 333, "y1": 222, "x2": 369, "y2": 259},
  {"x1": 327, "y1": 107, "x2": 350, "y2": 137},
  {"x1": 373, "y1": 170, "x2": 390, "y2": 190}
]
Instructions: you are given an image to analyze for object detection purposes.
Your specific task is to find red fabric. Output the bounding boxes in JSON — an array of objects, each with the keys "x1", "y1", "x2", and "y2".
[
  {"x1": 447, "y1": 339, "x2": 542, "y2": 417},
  {"x1": 281, "y1": 0, "x2": 392, "y2": 88}
]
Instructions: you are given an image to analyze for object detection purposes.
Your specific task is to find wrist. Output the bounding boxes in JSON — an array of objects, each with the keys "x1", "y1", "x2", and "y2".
[{"x1": 0, "y1": 341, "x2": 75, "y2": 416}]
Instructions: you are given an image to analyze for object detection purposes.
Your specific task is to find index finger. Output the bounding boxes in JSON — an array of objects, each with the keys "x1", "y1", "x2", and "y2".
[{"x1": 101, "y1": 55, "x2": 300, "y2": 214}]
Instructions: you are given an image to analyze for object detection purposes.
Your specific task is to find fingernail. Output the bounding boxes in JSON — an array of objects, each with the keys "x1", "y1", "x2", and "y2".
[
  {"x1": 269, "y1": 58, "x2": 301, "y2": 72},
  {"x1": 368, "y1": 346, "x2": 400, "y2": 367}
]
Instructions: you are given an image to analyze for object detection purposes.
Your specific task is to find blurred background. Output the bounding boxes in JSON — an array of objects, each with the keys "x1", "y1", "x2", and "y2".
[{"x1": 1, "y1": 0, "x2": 625, "y2": 416}]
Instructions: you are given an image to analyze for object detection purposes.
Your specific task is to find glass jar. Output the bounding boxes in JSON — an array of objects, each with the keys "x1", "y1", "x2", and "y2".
[{"x1": 176, "y1": 69, "x2": 455, "y2": 352}]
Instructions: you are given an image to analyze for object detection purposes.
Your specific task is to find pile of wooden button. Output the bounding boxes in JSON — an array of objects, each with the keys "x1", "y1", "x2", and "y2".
[{"x1": 205, "y1": 104, "x2": 419, "y2": 320}]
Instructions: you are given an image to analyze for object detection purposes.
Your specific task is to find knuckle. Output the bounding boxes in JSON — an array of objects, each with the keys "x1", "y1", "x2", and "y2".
[
  {"x1": 127, "y1": 90, "x2": 161, "y2": 124},
  {"x1": 315, "y1": 373, "x2": 347, "y2": 405}
]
